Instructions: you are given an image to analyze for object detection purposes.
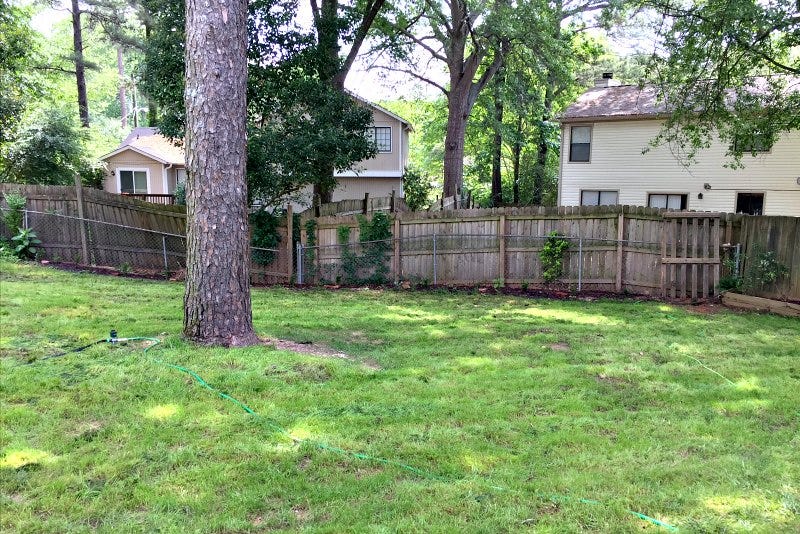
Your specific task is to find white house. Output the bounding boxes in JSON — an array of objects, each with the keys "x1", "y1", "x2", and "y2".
[
  {"x1": 557, "y1": 76, "x2": 800, "y2": 216},
  {"x1": 99, "y1": 98, "x2": 412, "y2": 205}
]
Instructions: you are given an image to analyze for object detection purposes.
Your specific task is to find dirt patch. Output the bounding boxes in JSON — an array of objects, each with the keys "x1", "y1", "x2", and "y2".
[
  {"x1": 681, "y1": 302, "x2": 724, "y2": 314},
  {"x1": 291, "y1": 505, "x2": 310, "y2": 522},
  {"x1": 595, "y1": 373, "x2": 630, "y2": 386},
  {"x1": 549, "y1": 342, "x2": 571, "y2": 352},
  {"x1": 266, "y1": 338, "x2": 382, "y2": 370}
]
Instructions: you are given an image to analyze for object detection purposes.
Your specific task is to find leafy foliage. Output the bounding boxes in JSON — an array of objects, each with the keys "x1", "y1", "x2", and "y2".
[
  {"x1": 250, "y1": 209, "x2": 284, "y2": 265},
  {"x1": 141, "y1": 0, "x2": 377, "y2": 208},
  {"x1": 402, "y1": 167, "x2": 432, "y2": 211},
  {"x1": 357, "y1": 211, "x2": 392, "y2": 284},
  {"x1": 741, "y1": 245, "x2": 789, "y2": 292},
  {"x1": 1, "y1": 111, "x2": 88, "y2": 185},
  {"x1": 647, "y1": 0, "x2": 800, "y2": 165},
  {"x1": 539, "y1": 231, "x2": 570, "y2": 283},
  {"x1": 11, "y1": 227, "x2": 41, "y2": 259},
  {"x1": 2, "y1": 190, "x2": 26, "y2": 232},
  {"x1": 0, "y1": 2, "x2": 42, "y2": 145}
]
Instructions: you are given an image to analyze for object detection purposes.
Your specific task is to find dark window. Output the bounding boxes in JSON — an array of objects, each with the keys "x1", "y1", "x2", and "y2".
[
  {"x1": 736, "y1": 193, "x2": 764, "y2": 215},
  {"x1": 569, "y1": 126, "x2": 591, "y2": 162},
  {"x1": 734, "y1": 132, "x2": 771, "y2": 153},
  {"x1": 648, "y1": 193, "x2": 687, "y2": 210},
  {"x1": 366, "y1": 126, "x2": 392, "y2": 152},
  {"x1": 120, "y1": 170, "x2": 148, "y2": 194},
  {"x1": 580, "y1": 190, "x2": 617, "y2": 206}
]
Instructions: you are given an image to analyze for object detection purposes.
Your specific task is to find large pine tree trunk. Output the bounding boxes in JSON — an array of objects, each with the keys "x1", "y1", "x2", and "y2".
[
  {"x1": 512, "y1": 116, "x2": 522, "y2": 205},
  {"x1": 71, "y1": 0, "x2": 90, "y2": 128},
  {"x1": 183, "y1": 0, "x2": 258, "y2": 346}
]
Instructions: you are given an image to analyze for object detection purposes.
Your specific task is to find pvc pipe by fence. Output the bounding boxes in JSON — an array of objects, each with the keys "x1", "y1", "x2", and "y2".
[
  {"x1": 162, "y1": 236, "x2": 168, "y2": 274},
  {"x1": 296, "y1": 243, "x2": 303, "y2": 285},
  {"x1": 432, "y1": 233, "x2": 437, "y2": 286}
]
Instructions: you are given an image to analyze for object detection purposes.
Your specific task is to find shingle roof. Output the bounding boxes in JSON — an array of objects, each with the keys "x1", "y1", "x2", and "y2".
[
  {"x1": 103, "y1": 127, "x2": 185, "y2": 165},
  {"x1": 559, "y1": 85, "x2": 667, "y2": 122}
]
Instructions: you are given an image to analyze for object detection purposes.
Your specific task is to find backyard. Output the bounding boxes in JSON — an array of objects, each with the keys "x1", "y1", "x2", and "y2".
[{"x1": 1, "y1": 260, "x2": 799, "y2": 532}]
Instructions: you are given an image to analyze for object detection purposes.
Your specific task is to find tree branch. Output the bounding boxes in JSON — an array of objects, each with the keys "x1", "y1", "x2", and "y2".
[{"x1": 369, "y1": 64, "x2": 449, "y2": 95}]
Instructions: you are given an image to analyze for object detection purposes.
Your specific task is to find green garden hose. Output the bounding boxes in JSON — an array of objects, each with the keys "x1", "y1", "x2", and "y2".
[{"x1": 36, "y1": 335, "x2": 679, "y2": 532}]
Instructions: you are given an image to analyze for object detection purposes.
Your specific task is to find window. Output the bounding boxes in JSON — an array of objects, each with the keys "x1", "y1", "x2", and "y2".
[
  {"x1": 733, "y1": 132, "x2": 771, "y2": 154},
  {"x1": 176, "y1": 168, "x2": 187, "y2": 185},
  {"x1": 580, "y1": 190, "x2": 618, "y2": 206},
  {"x1": 119, "y1": 170, "x2": 148, "y2": 194},
  {"x1": 736, "y1": 192, "x2": 764, "y2": 215},
  {"x1": 366, "y1": 126, "x2": 392, "y2": 153},
  {"x1": 648, "y1": 193, "x2": 687, "y2": 210},
  {"x1": 569, "y1": 125, "x2": 591, "y2": 162}
]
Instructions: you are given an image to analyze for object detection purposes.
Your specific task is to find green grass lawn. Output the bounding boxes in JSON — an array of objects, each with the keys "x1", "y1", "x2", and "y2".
[{"x1": 1, "y1": 259, "x2": 799, "y2": 533}]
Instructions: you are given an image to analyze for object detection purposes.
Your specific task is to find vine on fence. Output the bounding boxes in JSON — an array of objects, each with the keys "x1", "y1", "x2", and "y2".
[
  {"x1": 540, "y1": 231, "x2": 570, "y2": 283},
  {"x1": 357, "y1": 211, "x2": 392, "y2": 284},
  {"x1": 303, "y1": 219, "x2": 318, "y2": 281}
]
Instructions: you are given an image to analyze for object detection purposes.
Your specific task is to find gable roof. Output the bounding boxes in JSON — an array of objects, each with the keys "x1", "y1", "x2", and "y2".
[
  {"x1": 559, "y1": 85, "x2": 667, "y2": 123},
  {"x1": 101, "y1": 127, "x2": 185, "y2": 165},
  {"x1": 349, "y1": 93, "x2": 414, "y2": 131}
]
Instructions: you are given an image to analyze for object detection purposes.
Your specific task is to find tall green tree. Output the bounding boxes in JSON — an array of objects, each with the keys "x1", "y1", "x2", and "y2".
[
  {"x1": 647, "y1": 0, "x2": 800, "y2": 162},
  {"x1": 141, "y1": 0, "x2": 377, "y2": 208},
  {"x1": 0, "y1": 1, "x2": 41, "y2": 144}
]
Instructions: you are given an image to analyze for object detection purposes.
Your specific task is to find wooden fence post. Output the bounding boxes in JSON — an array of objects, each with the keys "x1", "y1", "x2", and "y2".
[
  {"x1": 362, "y1": 192, "x2": 369, "y2": 214},
  {"x1": 286, "y1": 204, "x2": 293, "y2": 282},
  {"x1": 616, "y1": 210, "x2": 624, "y2": 292},
  {"x1": 498, "y1": 214, "x2": 506, "y2": 286},
  {"x1": 393, "y1": 215, "x2": 401, "y2": 284},
  {"x1": 73, "y1": 173, "x2": 90, "y2": 265}
]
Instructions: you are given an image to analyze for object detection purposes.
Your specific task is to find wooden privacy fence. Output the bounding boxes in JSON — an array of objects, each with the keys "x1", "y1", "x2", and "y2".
[
  {"x1": 0, "y1": 183, "x2": 293, "y2": 284},
  {"x1": 301, "y1": 205, "x2": 799, "y2": 301}
]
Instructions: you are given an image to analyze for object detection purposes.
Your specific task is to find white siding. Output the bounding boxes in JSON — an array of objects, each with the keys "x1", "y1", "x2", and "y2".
[{"x1": 559, "y1": 120, "x2": 800, "y2": 216}]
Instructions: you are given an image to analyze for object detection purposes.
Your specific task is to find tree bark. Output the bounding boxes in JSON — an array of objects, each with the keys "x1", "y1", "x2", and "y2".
[
  {"x1": 533, "y1": 84, "x2": 554, "y2": 206},
  {"x1": 491, "y1": 73, "x2": 504, "y2": 206},
  {"x1": 71, "y1": 0, "x2": 90, "y2": 127},
  {"x1": 443, "y1": 85, "x2": 470, "y2": 198},
  {"x1": 117, "y1": 48, "x2": 127, "y2": 129},
  {"x1": 512, "y1": 116, "x2": 522, "y2": 205},
  {"x1": 183, "y1": 0, "x2": 258, "y2": 346}
]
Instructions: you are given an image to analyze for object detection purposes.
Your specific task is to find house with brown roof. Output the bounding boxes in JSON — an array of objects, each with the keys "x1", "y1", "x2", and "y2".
[
  {"x1": 557, "y1": 75, "x2": 800, "y2": 216},
  {"x1": 100, "y1": 127, "x2": 186, "y2": 204},
  {"x1": 100, "y1": 99, "x2": 412, "y2": 206}
]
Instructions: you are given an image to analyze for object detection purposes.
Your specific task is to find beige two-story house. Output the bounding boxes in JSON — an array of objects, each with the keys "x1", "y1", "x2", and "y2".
[
  {"x1": 557, "y1": 76, "x2": 800, "y2": 216},
  {"x1": 100, "y1": 98, "x2": 412, "y2": 206}
]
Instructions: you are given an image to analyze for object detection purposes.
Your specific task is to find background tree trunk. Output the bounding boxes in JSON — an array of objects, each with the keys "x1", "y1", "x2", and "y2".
[
  {"x1": 491, "y1": 73, "x2": 504, "y2": 206},
  {"x1": 117, "y1": 48, "x2": 127, "y2": 129},
  {"x1": 71, "y1": 0, "x2": 90, "y2": 127},
  {"x1": 183, "y1": 0, "x2": 258, "y2": 346}
]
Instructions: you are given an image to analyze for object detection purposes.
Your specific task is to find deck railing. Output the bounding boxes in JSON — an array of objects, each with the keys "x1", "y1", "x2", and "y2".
[{"x1": 121, "y1": 193, "x2": 176, "y2": 205}]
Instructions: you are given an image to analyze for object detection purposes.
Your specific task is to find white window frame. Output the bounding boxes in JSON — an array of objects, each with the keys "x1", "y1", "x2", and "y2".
[
  {"x1": 568, "y1": 124, "x2": 592, "y2": 163},
  {"x1": 117, "y1": 167, "x2": 151, "y2": 194},
  {"x1": 647, "y1": 192, "x2": 688, "y2": 210},
  {"x1": 368, "y1": 126, "x2": 392, "y2": 153},
  {"x1": 580, "y1": 189, "x2": 618, "y2": 206}
]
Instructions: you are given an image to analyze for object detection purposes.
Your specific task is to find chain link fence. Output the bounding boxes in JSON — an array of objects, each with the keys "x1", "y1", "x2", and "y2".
[
  {"x1": 1, "y1": 209, "x2": 288, "y2": 283},
  {"x1": 296, "y1": 233, "x2": 633, "y2": 289}
]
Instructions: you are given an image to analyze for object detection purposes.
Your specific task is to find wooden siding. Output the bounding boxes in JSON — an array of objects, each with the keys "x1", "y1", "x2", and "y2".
[
  {"x1": 103, "y1": 149, "x2": 169, "y2": 195},
  {"x1": 559, "y1": 120, "x2": 800, "y2": 216}
]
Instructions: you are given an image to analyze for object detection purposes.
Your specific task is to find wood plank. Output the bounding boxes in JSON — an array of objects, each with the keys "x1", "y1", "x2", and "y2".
[
  {"x1": 722, "y1": 292, "x2": 800, "y2": 318},
  {"x1": 617, "y1": 212, "x2": 624, "y2": 292},
  {"x1": 691, "y1": 217, "x2": 698, "y2": 301}
]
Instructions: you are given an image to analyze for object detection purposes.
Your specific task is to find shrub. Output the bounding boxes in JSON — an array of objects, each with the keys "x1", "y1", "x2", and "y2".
[
  {"x1": 2, "y1": 190, "x2": 26, "y2": 232},
  {"x1": 539, "y1": 231, "x2": 570, "y2": 283},
  {"x1": 402, "y1": 167, "x2": 432, "y2": 211}
]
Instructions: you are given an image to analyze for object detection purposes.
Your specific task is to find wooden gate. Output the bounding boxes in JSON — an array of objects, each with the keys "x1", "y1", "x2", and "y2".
[{"x1": 660, "y1": 212, "x2": 721, "y2": 300}]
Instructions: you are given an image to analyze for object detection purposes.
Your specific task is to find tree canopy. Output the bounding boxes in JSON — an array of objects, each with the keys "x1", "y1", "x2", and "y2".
[{"x1": 647, "y1": 0, "x2": 800, "y2": 163}]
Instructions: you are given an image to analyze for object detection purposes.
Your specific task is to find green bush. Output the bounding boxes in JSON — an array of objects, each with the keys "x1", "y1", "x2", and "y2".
[
  {"x1": 2, "y1": 190, "x2": 26, "y2": 232},
  {"x1": 402, "y1": 167, "x2": 432, "y2": 211},
  {"x1": 539, "y1": 231, "x2": 570, "y2": 283},
  {"x1": 11, "y1": 227, "x2": 41, "y2": 259}
]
